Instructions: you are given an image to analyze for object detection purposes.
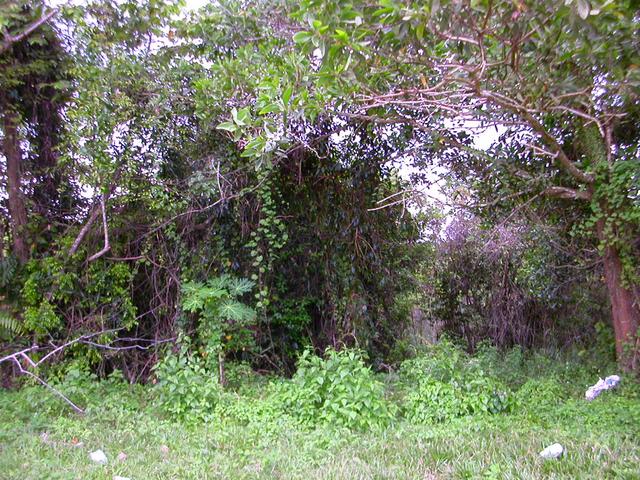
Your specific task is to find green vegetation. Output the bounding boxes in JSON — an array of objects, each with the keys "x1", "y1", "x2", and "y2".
[
  {"x1": 1, "y1": 0, "x2": 639, "y2": 477},
  {"x1": 1, "y1": 343, "x2": 639, "y2": 479}
]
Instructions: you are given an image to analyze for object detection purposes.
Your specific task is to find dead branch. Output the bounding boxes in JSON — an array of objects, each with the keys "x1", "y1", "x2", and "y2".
[
  {"x1": 87, "y1": 195, "x2": 110, "y2": 262},
  {"x1": 68, "y1": 202, "x2": 102, "y2": 256},
  {"x1": 0, "y1": 329, "x2": 176, "y2": 414}
]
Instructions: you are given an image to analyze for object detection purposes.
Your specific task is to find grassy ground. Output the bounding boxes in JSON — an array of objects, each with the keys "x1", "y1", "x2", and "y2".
[
  {"x1": 1, "y1": 383, "x2": 639, "y2": 479},
  {"x1": 1, "y1": 344, "x2": 639, "y2": 479}
]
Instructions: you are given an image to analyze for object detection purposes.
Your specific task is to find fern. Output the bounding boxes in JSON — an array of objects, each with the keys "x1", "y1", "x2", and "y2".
[
  {"x1": 0, "y1": 310, "x2": 24, "y2": 338},
  {"x1": 0, "y1": 256, "x2": 17, "y2": 289}
]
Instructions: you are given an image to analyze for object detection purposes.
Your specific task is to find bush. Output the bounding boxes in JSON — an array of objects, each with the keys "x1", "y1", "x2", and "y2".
[
  {"x1": 512, "y1": 378, "x2": 567, "y2": 413},
  {"x1": 277, "y1": 348, "x2": 396, "y2": 430},
  {"x1": 153, "y1": 347, "x2": 220, "y2": 422},
  {"x1": 400, "y1": 340, "x2": 512, "y2": 423}
]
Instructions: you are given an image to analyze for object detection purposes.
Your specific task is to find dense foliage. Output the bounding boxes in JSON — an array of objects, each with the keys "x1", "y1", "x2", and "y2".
[{"x1": 0, "y1": 0, "x2": 638, "y2": 422}]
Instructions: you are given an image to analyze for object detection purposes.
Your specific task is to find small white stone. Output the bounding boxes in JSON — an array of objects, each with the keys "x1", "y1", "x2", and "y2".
[
  {"x1": 113, "y1": 476, "x2": 131, "y2": 480},
  {"x1": 539, "y1": 443, "x2": 564, "y2": 459},
  {"x1": 89, "y1": 449, "x2": 108, "y2": 464}
]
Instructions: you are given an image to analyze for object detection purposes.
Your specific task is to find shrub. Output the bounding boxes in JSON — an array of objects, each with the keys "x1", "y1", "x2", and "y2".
[
  {"x1": 400, "y1": 340, "x2": 512, "y2": 423},
  {"x1": 404, "y1": 376, "x2": 511, "y2": 423},
  {"x1": 277, "y1": 348, "x2": 396, "y2": 430},
  {"x1": 153, "y1": 345, "x2": 220, "y2": 422}
]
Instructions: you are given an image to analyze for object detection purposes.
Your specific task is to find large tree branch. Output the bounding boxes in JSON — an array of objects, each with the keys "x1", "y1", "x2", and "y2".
[
  {"x1": 479, "y1": 90, "x2": 595, "y2": 185},
  {"x1": 544, "y1": 186, "x2": 592, "y2": 201}
]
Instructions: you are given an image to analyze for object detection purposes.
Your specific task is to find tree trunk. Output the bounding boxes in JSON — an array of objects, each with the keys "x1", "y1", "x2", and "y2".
[
  {"x1": 1, "y1": 106, "x2": 29, "y2": 263},
  {"x1": 598, "y1": 221, "x2": 640, "y2": 371}
]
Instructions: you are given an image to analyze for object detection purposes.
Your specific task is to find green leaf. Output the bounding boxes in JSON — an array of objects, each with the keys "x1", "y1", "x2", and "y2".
[
  {"x1": 217, "y1": 121, "x2": 237, "y2": 132},
  {"x1": 293, "y1": 31, "x2": 313, "y2": 44},
  {"x1": 334, "y1": 29, "x2": 349, "y2": 43},
  {"x1": 218, "y1": 300, "x2": 256, "y2": 322},
  {"x1": 258, "y1": 103, "x2": 282, "y2": 115},
  {"x1": 227, "y1": 277, "x2": 255, "y2": 296},
  {"x1": 282, "y1": 86, "x2": 293, "y2": 105},
  {"x1": 232, "y1": 107, "x2": 251, "y2": 126}
]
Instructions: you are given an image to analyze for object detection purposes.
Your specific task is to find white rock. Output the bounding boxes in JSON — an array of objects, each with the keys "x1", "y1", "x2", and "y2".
[
  {"x1": 113, "y1": 476, "x2": 131, "y2": 480},
  {"x1": 585, "y1": 374, "x2": 621, "y2": 401},
  {"x1": 539, "y1": 443, "x2": 564, "y2": 459},
  {"x1": 89, "y1": 449, "x2": 108, "y2": 464}
]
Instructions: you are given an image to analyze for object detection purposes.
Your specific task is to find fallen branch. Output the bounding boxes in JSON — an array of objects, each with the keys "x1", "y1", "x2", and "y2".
[{"x1": 0, "y1": 330, "x2": 176, "y2": 413}]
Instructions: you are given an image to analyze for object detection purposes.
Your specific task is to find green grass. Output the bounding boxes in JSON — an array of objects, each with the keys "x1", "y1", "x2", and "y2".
[
  {"x1": 1, "y1": 381, "x2": 639, "y2": 479},
  {"x1": 0, "y1": 342, "x2": 640, "y2": 480}
]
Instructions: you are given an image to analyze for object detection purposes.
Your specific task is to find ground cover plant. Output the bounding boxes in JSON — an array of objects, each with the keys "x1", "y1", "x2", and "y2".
[{"x1": 1, "y1": 343, "x2": 639, "y2": 479}]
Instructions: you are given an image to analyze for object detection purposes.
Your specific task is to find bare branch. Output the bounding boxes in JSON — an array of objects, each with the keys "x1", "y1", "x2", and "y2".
[
  {"x1": 87, "y1": 195, "x2": 110, "y2": 262},
  {"x1": 15, "y1": 364, "x2": 85, "y2": 414},
  {"x1": 68, "y1": 202, "x2": 101, "y2": 256},
  {"x1": 0, "y1": 329, "x2": 175, "y2": 414}
]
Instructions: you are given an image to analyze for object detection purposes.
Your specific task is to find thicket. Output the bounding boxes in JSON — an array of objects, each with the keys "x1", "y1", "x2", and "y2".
[
  {"x1": 1, "y1": 0, "x2": 638, "y2": 396},
  {"x1": 5, "y1": 341, "x2": 638, "y2": 433}
]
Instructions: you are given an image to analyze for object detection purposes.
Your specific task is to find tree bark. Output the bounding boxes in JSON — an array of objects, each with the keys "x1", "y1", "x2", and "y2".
[
  {"x1": 597, "y1": 220, "x2": 640, "y2": 371},
  {"x1": 1, "y1": 105, "x2": 29, "y2": 263}
]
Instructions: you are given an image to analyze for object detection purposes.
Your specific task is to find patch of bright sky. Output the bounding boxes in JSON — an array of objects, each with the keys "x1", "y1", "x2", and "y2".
[
  {"x1": 330, "y1": 121, "x2": 504, "y2": 214},
  {"x1": 186, "y1": 0, "x2": 209, "y2": 9}
]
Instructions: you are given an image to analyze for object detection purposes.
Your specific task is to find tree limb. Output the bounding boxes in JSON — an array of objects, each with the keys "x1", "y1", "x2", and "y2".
[
  {"x1": 87, "y1": 195, "x2": 110, "y2": 262},
  {"x1": 544, "y1": 186, "x2": 592, "y2": 201},
  {"x1": 0, "y1": 9, "x2": 57, "y2": 55}
]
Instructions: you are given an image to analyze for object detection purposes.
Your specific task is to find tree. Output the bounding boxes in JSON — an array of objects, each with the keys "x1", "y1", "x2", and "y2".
[
  {"x1": 239, "y1": 0, "x2": 639, "y2": 368},
  {"x1": 1, "y1": 1, "x2": 70, "y2": 262}
]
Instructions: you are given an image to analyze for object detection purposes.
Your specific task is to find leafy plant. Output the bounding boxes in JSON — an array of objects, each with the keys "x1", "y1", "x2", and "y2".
[
  {"x1": 400, "y1": 340, "x2": 512, "y2": 423},
  {"x1": 181, "y1": 275, "x2": 256, "y2": 385},
  {"x1": 153, "y1": 339, "x2": 221, "y2": 423},
  {"x1": 277, "y1": 348, "x2": 396, "y2": 430}
]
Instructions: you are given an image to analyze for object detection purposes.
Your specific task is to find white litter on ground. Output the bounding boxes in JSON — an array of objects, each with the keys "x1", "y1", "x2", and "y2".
[
  {"x1": 539, "y1": 443, "x2": 564, "y2": 459},
  {"x1": 89, "y1": 449, "x2": 108, "y2": 464},
  {"x1": 585, "y1": 375, "x2": 621, "y2": 401}
]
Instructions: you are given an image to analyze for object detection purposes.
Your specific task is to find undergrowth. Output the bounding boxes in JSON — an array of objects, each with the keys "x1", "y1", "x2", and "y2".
[{"x1": 1, "y1": 342, "x2": 639, "y2": 479}]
